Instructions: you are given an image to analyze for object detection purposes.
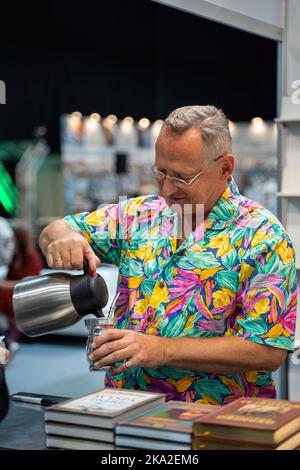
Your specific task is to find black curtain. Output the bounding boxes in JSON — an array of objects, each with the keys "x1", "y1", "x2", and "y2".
[{"x1": 0, "y1": 0, "x2": 277, "y2": 152}]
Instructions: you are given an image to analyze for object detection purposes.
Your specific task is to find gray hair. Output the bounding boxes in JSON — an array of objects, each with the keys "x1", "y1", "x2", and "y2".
[{"x1": 163, "y1": 105, "x2": 232, "y2": 160}]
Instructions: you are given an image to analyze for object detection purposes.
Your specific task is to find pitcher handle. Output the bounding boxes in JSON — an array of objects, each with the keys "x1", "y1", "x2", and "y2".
[{"x1": 83, "y1": 259, "x2": 90, "y2": 275}]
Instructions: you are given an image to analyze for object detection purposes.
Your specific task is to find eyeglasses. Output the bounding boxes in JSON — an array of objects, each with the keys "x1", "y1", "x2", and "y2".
[{"x1": 152, "y1": 155, "x2": 224, "y2": 188}]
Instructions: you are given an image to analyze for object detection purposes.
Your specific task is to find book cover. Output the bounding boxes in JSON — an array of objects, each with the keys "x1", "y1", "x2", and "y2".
[
  {"x1": 116, "y1": 401, "x2": 218, "y2": 443},
  {"x1": 44, "y1": 388, "x2": 166, "y2": 429},
  {"x1": 193, "y1": 397, "x2": 300, "y2": 444}
]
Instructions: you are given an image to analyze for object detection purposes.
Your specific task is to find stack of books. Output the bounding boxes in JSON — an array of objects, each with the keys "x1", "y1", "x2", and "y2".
[
  {"x1": 115, "y1": 401, "x2": 219, "y2": 450},
  {"x1": 44, "y1": 388, "x2": 166, "y2": 450},
  {"x1": 192, "y1": 397, "x2": 300, "y2": 450}
]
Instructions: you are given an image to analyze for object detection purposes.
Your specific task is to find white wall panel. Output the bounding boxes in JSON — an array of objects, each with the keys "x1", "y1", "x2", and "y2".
[
  {"x1": 153, "y1": 0, "x2": 283, "y2": 40},
  {"x1": 202, "y1": 0, "x2": 282, "y2": 27}
]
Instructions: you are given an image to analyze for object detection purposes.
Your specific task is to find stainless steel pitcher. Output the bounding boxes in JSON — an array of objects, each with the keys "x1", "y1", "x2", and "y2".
[{"x1": 13, "y1": 261, "x2": 109, "y2": 337}]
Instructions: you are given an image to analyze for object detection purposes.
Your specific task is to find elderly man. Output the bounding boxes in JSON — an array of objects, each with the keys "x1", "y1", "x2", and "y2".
[{"x1": 40, "y1": 105, "x2": 297, "y2": 405}]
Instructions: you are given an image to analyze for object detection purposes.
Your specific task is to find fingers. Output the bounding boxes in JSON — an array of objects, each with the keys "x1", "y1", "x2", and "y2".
[
  {"x1": 90, "y1": 330, "x2": 140, "y2": 373},
  {"x1": 84, "y1": 248, "x2": 101, "y2": 275},
  {"x1": 47, "y1": 252, "x2": 54, "y2": 268},
  {"x1": 92, "y1": 346, "x2": 132, "y2": 369},
  {"x1": 90, "y1": 332, "x2": 163, "y2": 374},
  {"x1": 71, "y1": 245, "x2": 86, "y2": 270},
  {"x1": 110, "y1": 355, "x2": 141, "y2": 376},
  {"x1": 46, "y1": 235, "x2": 100, "y2": 272},
  {"x1": 52, "y1": 246, "x2": 71, "y2": 269},
  {"x1": 92, "y1": 329, "x2": 126, "y2": 349},
  {"x1": 90, "y1": 337, "x2": 129, "y2": 363}
]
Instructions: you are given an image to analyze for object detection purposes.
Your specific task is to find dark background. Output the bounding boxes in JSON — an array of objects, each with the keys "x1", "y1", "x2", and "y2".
[{"x1": 0, "y1": 0, "x2": 277, "y2": 153}]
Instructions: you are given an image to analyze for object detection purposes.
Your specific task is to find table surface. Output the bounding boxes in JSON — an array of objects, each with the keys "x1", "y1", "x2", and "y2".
[
  {"x1": 0, "y1": 400, "x2": 46, "y2": 450},
  {"x1": 0, "y1": 399, "x2": 115, "y2": 450}
]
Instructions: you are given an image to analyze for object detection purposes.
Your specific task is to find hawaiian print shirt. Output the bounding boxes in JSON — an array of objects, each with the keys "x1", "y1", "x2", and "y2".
[{"x1": 65, "y1": 177, "x2": 297, "y2": 405}]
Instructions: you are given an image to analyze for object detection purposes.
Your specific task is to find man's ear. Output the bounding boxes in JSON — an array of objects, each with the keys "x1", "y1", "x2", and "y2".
[{"x1": 221, "y1": 154, "x2": 235, "y2": 179}]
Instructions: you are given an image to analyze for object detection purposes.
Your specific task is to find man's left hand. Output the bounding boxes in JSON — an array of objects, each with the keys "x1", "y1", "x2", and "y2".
[{"x1": 89, "y1": 329, "x2": 166, "y2": 376}]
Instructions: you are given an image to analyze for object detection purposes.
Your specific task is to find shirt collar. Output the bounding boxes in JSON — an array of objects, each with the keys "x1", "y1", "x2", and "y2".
[
  {"x1": 206, "y1": 176, "x2": 241, "y2": 232},
  {"x1": 159, "y1": 176, "x2": 241, "y2": 249}
]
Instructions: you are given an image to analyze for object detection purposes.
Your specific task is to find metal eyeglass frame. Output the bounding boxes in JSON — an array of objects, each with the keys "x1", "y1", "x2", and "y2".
[{"x1": 152, "y1": 155, "x2": 224, "y2": 187}]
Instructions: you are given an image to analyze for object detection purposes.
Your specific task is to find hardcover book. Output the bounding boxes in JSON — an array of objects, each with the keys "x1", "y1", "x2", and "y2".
[
  {"x1": 192, "y1": 431, "x2": 300, "y2": 450},
  {"x1": 45, "y1": 422, "x2": 114, "y2": 443},
  {"x1": 46, "y1": 435, "x2": 115, "y2": 450},
  {"x1": 44, "y1": 388, "x2": 166, "y2": 430},
  {"x1": 115, "y1": 435, "x2": 190, "y2": 450},
  {"x1": 116, "y1": 401, "x2": 218, "y2": 443},
  {"x1": 193, "y1": 397, "x2": 300, "y2": 445}
]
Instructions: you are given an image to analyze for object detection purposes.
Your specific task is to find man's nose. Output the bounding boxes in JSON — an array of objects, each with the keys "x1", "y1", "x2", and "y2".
[{"x1": 161, "y1": 177, "x2": 178, "y2": 196}]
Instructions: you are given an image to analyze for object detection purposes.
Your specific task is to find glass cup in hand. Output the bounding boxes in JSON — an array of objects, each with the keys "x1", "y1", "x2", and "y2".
[{"x1": 84, "y1": 317, "x2": 116, "y2": 371}]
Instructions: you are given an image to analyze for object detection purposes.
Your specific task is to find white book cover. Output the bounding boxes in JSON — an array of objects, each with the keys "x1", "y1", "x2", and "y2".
[{"x1": 56, "y1": 388, "x2": 164, "y2": 416}]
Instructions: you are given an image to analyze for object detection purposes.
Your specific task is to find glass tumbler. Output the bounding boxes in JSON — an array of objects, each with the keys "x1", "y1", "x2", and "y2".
[{"x1": 84, "y1": 317, "x2": 116, "y2": 371}]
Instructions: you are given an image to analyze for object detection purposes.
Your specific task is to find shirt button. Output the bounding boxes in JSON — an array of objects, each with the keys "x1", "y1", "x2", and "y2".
[{"x1": 159, "y1": 281, "x2": 164, "y2": 288}]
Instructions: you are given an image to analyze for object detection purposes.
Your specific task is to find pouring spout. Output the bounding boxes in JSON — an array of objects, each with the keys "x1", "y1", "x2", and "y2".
[{"x1": 108, "y1": 292, "x2": 120, "y2": 318}]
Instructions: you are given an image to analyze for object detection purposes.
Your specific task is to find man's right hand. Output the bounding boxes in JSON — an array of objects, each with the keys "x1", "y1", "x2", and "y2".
[{"x1": 40, "y1": 220, "x2": 101, "y2": 275}]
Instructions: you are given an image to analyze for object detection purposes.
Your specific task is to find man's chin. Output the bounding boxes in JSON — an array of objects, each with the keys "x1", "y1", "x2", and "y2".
[
  {"x1": 166, "y1": 197, "x2": 187, "y2": 208},
  {"x1": 165, "y1": 198, "x2": 204, "y2": 215}
]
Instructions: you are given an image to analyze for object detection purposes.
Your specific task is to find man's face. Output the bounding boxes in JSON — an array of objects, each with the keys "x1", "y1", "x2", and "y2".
[{"x1": 155, "y1": 126, "x2": 231, "y2": 215}]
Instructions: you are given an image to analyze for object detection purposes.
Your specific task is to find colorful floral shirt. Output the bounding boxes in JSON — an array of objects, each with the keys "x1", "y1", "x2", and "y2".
[{"x1": 65, "y1": 177, "x2": 297, "y2": 405}]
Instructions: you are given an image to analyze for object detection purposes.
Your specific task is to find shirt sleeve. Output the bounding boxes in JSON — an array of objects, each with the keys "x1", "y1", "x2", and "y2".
[
  {"x1": 227, "y1": 230, "x2": 297, "y2": 352},
  {"x1": 64, "y1": 202, "x2": 126, "y2": 266}
]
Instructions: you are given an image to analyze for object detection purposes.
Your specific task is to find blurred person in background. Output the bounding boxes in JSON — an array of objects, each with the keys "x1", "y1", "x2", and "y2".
[
  {"x1": 0, "y1": 224, "x2": 43, "y2": 346},
  {"x1": 0, "y1": 344, "x2": 9, "y2": 421}
]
